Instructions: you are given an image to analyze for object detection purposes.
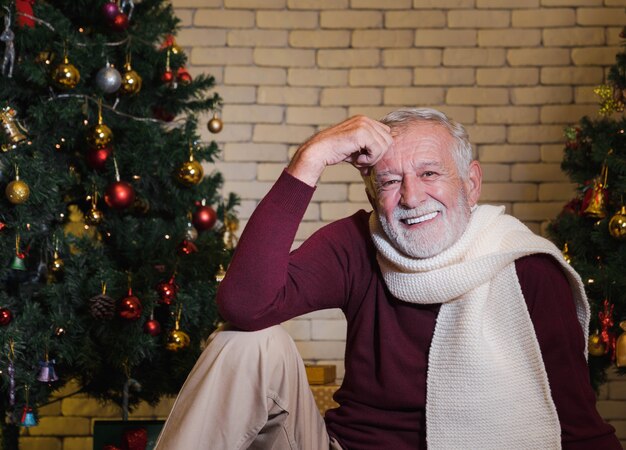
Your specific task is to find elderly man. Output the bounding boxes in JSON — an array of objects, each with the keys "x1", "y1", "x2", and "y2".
[{"x1": 156, "y1": 109, "x2": 619, "y2": 449}]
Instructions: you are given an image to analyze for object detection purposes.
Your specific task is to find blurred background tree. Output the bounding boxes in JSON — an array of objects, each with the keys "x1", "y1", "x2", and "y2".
[
  {"x1": 0, "y1": 0, "x2": 236, "y2": 447},
  {"x1": 549, "y1": 27, "x2": 626, "y2": 391}
]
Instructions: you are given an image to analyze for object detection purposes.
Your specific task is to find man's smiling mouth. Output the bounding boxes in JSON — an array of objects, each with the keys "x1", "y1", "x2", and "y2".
[{"x1": 402, "y1": 211, "x2": 439, "y2": 225}]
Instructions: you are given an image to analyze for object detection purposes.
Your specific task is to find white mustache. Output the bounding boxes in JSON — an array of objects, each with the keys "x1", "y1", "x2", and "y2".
[{"x1": 392, "y1": 201, "x2": 444, "y2": 220}]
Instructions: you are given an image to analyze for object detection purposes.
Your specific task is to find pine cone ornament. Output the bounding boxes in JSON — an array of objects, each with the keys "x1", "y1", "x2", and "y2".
[{"x1": 89, "y1": 294, "x2": 116, "y2": 320}]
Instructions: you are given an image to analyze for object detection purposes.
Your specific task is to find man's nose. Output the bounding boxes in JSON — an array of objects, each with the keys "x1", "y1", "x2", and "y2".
[{"x1": 399, "y1": 178, "x2": 426, "y2": 208}]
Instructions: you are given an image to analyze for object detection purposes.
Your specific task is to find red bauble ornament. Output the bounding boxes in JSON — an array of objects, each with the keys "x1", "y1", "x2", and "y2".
[
  {"x1": 153, "y1": 106, "x2": 175, "y2": 122},
  {"x1": 161, "y1": 69, "x2": 174, "y2": 84},
  {"x1": 85, "y1": 146, "x2": 112, "y2": 171},
  {"x1": 16, "y1": 0, "x2": 35, "y2": 28},
  {"x1": 143, "y1": 319, "x2": 162, "y2": 336},
  {"x1": 102, "y1": 1, "x2": 120, "y2": 22},
  {"x1": 178, "y1": 240, "x2": 198, "y2": 255},
  {"x1": 155, "y1": 276, "x2": 178, "y2": 305},
  {"x1": 0, "y1": 308, "x2": 12, "y2": 326},
  {"x1": 176, "y1": 67, "x2": 192, "y2": 85},
  {"x1": 192, "y1": 205, "x2": 217, "y2": 231},
  {"x1": 118, "y1": 290, "x2": 143, "y2": 321},
  {"x1": 111, "y1": 12, "x2": 129, "y2": 31},
  {"x1": 104, "y1": 181, "x2": 135, "y2": 210}
]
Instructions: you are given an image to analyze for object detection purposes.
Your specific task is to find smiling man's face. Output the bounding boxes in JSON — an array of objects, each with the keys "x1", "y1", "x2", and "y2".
[{"x1": 372, "y1": 122, "x2": 481, "y2": 259}]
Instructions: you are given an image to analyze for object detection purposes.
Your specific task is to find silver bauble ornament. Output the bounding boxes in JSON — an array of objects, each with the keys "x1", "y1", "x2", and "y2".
[{"x1": 95, "y1": 62, "x2": 122, "y2": 94}]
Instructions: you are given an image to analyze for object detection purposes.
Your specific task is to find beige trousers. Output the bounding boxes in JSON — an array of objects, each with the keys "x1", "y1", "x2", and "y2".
[{"x1": 154, "y1": 325, "x2": 343, "y2": 450}]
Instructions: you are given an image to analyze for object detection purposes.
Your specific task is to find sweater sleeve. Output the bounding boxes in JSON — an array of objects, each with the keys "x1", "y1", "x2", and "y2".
[
  {"x1": 217, "y1": 170, "x2": 356, "y2": 331},
  {"x1": 515, "y1": 254, "x2": 621, "y2": 450}
]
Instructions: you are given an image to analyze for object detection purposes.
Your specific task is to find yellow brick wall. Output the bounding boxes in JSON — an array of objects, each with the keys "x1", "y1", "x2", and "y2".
[{"x1": 27, "y1": 1, "x2": 626, "y2": 448}]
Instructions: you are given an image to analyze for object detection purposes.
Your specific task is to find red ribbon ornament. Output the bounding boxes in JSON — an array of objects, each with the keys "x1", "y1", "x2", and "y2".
[{"x1": 16, "y1": 0, "x2": 35, "y2": 28}]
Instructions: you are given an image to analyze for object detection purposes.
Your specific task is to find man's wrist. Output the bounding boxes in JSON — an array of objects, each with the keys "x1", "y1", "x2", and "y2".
[{"x1": 286, "y1": 146, "x2": 325, "y2": 187}]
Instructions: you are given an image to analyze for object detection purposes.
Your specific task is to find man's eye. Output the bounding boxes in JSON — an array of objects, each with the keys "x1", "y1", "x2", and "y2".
[
  {"x1": 381, "y1": 180, "x2": 399, "y2": 187},
  {"x1": 422, "y1": 171, "x2": 436, "y2": 177}
]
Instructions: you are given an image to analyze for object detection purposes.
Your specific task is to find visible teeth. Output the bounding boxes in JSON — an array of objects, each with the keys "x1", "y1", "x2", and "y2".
[{"x1": 404, "y1": 211, "x2": 437, "y2": 225}]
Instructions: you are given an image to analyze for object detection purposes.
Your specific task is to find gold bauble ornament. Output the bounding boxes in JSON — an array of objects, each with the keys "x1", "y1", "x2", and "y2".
[
  {"x1": 616, "y1": 321, "x2": 626, "y2": 368},
  {"x1": 166, "y1": 328, "x2": 191, "y2": 352},
  {"x1": 176, "y1": 157, "x2": 204, "y2": 187},
  {"x1": 608, "y1": 205, "x2": 626, "y2": 240},
  {"x1": 207, "y1": 114, "x2": 223, "y2": 134},
  {"x1": 120, "y1": 62, "x2": 142, "y2": 95},
  {"x1": 562, "y1": 243, "x2": 571, "y2": 264},
  {"x1": 87, "y1": 123, "x2": 113, "y2": 148},
  {"x1": 51, "y1": 56, "x2": 81, "y2": 89},
  {"x1": 6, "y1": 171, "x2": 30, "y2": 204},
  {"x1": 49, "y1": 250, "x2": 64, "y2": 275},
  {"x1": 588, "y1": 330, "x2": 606, "y2": 357},
  {"x1": 85, "y1": 206, "x2": 104, "y2": 226}
]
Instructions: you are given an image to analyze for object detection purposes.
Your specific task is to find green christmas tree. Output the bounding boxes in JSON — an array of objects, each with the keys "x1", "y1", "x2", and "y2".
[
  {"x1": 0, "y1": 0, "x2": 236, "y2": 447},
  {"x1": 548, "y1": 27, "x2": 626, "y2": 390}
]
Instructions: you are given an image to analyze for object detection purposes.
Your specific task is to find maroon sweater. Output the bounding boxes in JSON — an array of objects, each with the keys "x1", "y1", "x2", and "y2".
[{"x1": 217, "y1": 171, "x2": 620, "y2": 449}]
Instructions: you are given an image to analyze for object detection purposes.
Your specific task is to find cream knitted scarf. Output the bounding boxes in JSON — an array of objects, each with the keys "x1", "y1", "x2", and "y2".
[{"x1": 370, "y1": 204, "x2": 589, "y2": 450}]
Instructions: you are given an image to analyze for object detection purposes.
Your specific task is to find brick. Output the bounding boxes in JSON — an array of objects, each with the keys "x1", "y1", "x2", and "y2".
[
  {"x1": 606, "y1": 0, "x2": 626, "y2": 5},
  {"x1": 191, "y1": 47, "x2": 252, "y2": 66},
  {"x1": 572, "y1": 47, "x2": 621, "y2": 66},
  {"x1": 577, "y1": 8, "x2": 626, "y2": 25},
  {"x1": 312, "y1": 184, "x2": 348, "y2": 201},
  {"x1": 257, "y1": 11, "x2": 318, "y2": 29},
  {"x1": 384, "y1": 87, "x2": 445, "y2": 106},
  {"x1": 541, "y1": 0, "x2": 601, "y2": 4},
  {"x1": 319, "y1": 163, "x2": 365, "y2": 183},
  {"x1": 321, "y1": 202, "x2": 371, "y2": 220},
  {"x1": 290, "y1": 30, "x2": 351, "y2": 48},
  {"x1": 318, "y1": 49, "x2": 380, "y2": 68},
  {"x1": 511, "y1": 86, "x2": 573, "y2": 105},
  {"x1": 211, "y1": 86, "x2": 256, "y2": 104},
  {"x1": 235, "y1": 200, "x2": 259, "y2": 219},
  {"x1": 223, "y1": 143, "x2": 288, "y2": 162},
  {"x1": 257, "y1": 163, "x2": 287, "y2": 181},
  {"x1": 543, "y1": 27, "x2": 605, "y2": 46},
  {"x1": 19, "y1": 438, "x2": 62, "y2": 450},
  {"x1": 477, "y1": 68, "x2": 539, "y2": 86},
  {"x1": 507, "y1": 48, "x2": 570, "y2": 67},
  {"x1": 312, "y1": 320, "x2": 348, "y2": 340},
  {"x1": 199, "y1": 123, "x2": 252, "y2": 143},
  {"x1": 321, "y1": 11, "x2": 382, "y2": 28},
  {"x1": 258, "y1": 86, "x2": 319, "y2": 105},
  {"x1": 353, "y1": 0, "x2": 412, "y2": 7},
  {"x1": 353, "y1": 30, "x2": 414, "y2": 48},
  {"x1": 288, "y1": 68, "x2": 349, "y2": 87},
  {"x1": 512, "y1": 163, "x2": 567, "y2": 182},
  {"x1": 597, "y1": 401, "x2": 626, "y2": 420},
  {"x1": 479, "y1": 145, "x2": 540, "y2": 163},
  {"x1": 283, "y1": 319, "x2": 312, "y2": 340},
  {"x1": 465, "y1": 125, "x2": 506, "y2": 144},
  {"x1": 508, "y1": 125, "x2": 565, "y2": 143},
  {"x1": 286, "y1": 106, "x2": 347, "y2": 125},
  {"x1": 349, "y1": 68, "x2": 412, "y2": 87},
  {"x1": 254, "y1": 48, "x2": 315, "y2": 67},
  {"x1": 480, "y1": 183, "x2": 537, "y2": 201},
  {"x1": 415, "y1": 29, "x2": 477, "y2": 47},
  {"x1": 513, "y1": 202, "x2": 567, "y2": 221},
  {"x1": 443, "y1": 48, "x2": 506, "y2": 67},
  {"x1": 383, "y1": 49, "x2": 441, "y2": 67},
  {"x1": 224, "y1": 66, "x2": 286, "y2": 86},
  {"x1": 177, "y1": 28, "x2": 227, "y2": 47},
  {"x1": 413, "y1": 0, "x2": 474, "y2": 6},
  {"x1": 447, "y1": 87, "x2": 509, "y2": 105},
  {"x1": 174, "y1": 9, "x2": 193, "y2": 27},
  {"x1": 288, "y1": 0, "x2": 348, "y2": 7},
  {"x1": 478, "y1": 29, "x2": 541, "y2": 47},
  {"x1": 612, "y1": 380, "x2": 626, "y2": 399},
  {"x1": 438, "y1": 106, "x2": 477, "y2": 125},
  {"x1": 385, "y1": 10, "x2": 446, "y2": 28},
  {"x1": 227, "y1": 29, "x2": 288, "y2": 47},
  {"x1": 321, "y1": 88, "x2": 382, "y2": 106},
  {"x1": 512, "y1": 8, "x2": 576, "y2": 27},
  {"x1": 481, "y1": 163, "x2": 511, "y2": 182},
  {"x1": 63, "y1": 438, "x2": 92, "y2": 450},
  {"x1": 540, "y1": 105, "x2": 598, "y2": 124},
  {"x1": 608, "y1": 27, "x2": 625, "y2": 45},
  {"x1": 61, "y1": 398, "x2": 119, "y2": 417},
  {"x1": 414, "y1": 68, "x2": 475, "y2": 86},
  {"x1": 191, "y1": 66, "x2": 223, "y2": 84},
  {"x1": 477, "y1": 0, "x2": 538, "y2": 6},
  {"x1": 172, "y1": 0, "x2": 221, "y2": 5},
  {"x1": 211, "y1": 161, "x2": 257, "y2": 181},
  {"x1": 222, "y1": 181, "x2": 274, "y2": 200},
  {"x1": 448, "y1": 10, "x2": 510, "y2": 28},
  {"x1": 194, "y1": 10, "x2": 255, "y2": 28},
  {"x1": 28, "y1": 417, "x2": 90, "y2": 436},
  {"x1": 477, "y1": 106, "x2": 539, "y2": 124},
  {"x1": 349, "y1": 183, "x2": 369, "y2": 202},
  {"x1": 303, "y1": 203, "x2": 321, "y2": 221},
  {"x1": 541, "y1": 144, "x2": 566, "y2": 163},
  {"x1": 348, "y1": 106, "x2": 402, "y2": 120},
  {"x1": 541, "y1": 67, "x2": 603, "y2": 85},
  {"x1": 296, "y1": 341, "x2": 346, "y2": 359},
  {"x1": 574, "y1": 85, "x2": 600, "y2": 104},
  {"x1": 538, "y1": 182, "x2": 576, "y2": 200},
  {"x1": 225, "y1": 0, "x2": 285, "y2": 7},
  {"x1": 253, "y1": 124, "x2": 315, "y2": 144}
]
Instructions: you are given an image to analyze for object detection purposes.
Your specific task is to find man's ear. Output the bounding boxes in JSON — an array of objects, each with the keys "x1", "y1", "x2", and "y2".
[{"x1": 466, "y1": 161, "x2": 482, "y2": 207}]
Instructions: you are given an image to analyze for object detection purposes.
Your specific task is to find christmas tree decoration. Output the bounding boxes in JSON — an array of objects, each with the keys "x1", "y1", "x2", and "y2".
[
  {"x1": 582, "y1": 163, "x2": 609, "y2": 219},
  {"x1": 155, "y1": 275, "x2": 178, "y2": 305},
  {"x1": 118, "y1": 287, "x2": 143, "y2": 321},
  {"x1": 89, "y1": 283, "x2": 116, "y2": 320},
  {"x1": 120, "y1": 55, "x2": 142, "y2": 95},
  {"x1": 177, "y1": 67, "x2": 192, "y2": 85},
  {"x1": 192, "y1": 202, "x2": 217, "y2": 231},
  {"x1": 161, "y1": 49, "x2": 174, "y2": 84},
  {"x1": 176, "y1": 145, "x2": 204, "y2": 187},
  {"x1": 86, "y1": 145, "x2": 112, "y2": 171},
  {"x1": 143, "y1": 312, "x2": 161, "y2": 336},
  {"x1": 9, "y1": 234, "x2": 26, "y2": 270},
  {"x1": 207, "y1": 113, "x2": 223, "y2": 134},
  {"x1": 561, "y1": 243, "x2": 571, "y2": 264},
  {"x1": 87, "y1": 109, "x2": 114, "y2": 149},
  {"x1": 608, "y1": 205, "x2": 626, "y2": 239},
  {"x1": 95, "y1": 62, "x2": 122, "y2": 94},
  {"x1": 101, "y1": 1, "x2": 121, "y2": 23},
  {"x1": 223, "y1": 215, "x2": 239, "y2": 250},
  {"x1": 1, "y1": 105, "x2": 28, "y2": 152},
  {"x1": 19, "y1": 386, "x2": 36, "y2": 427},
  {"x1": 51, "y1": 54, "x2": 81, "y2": 90},
  {"x1": 1, "y1": 9, "x2": 16, "y2": 78},
  {"x1": 85, "y1": 191, "x2": 104, "y2": 226},
  {"x1": 588, "y1": 330, "x2": 606, "y2": 357},
  {"x1": 6, "y1": 166, "x2": 30, "y2": 204},
  {"x1": 105, "y1": 158, "x2": 135, "y2": 210},
  {"x1": 594, "y1": 84, "x2": 624, "y2": 116},
  {"x1": 15, "y1": 0, "x2": 35, "y2": 28},
  {"x1": 599, "y1": 299, "x2": 616, "y2": 360},
  {"x1": 185, "y1": 220, "x2": 198, "y2": 241},
  {"x1": 215, "y1": 264, "x2": 226, "y2": 283},
  {"x1": 48, "y1": 249, "x2": 64, "y2": 277},
  {"x1": 177, "y1": 239, "x2": 198, "y2": 255},
  {"x1": 166, "y1": 309, "x2": 190, "y2": 352},
  {"x1": 37, "y1": 356, "x2": 59, "y2": 383},
  {"x1": 616, "y1": 321, "x2": 626, "y2": 368},
  {"x1": 0, "y1": 307, "x2": 12, "y2": 326},
  {"x1": 110, "y1": 10, "x2": 130, "y2": 32},
  {"x1": 162, "y1": 35, "x2": 183, "y2": 55}
]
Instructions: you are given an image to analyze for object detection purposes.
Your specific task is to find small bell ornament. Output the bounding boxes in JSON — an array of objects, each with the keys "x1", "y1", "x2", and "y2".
[
  {"x1": 608, "y1": 205, "x2": 626, "y2": 240},
  {"x1": 10, "y1": 234, "x2": 26, "y2": 271},
  {"x1": 95, "y1": 61, "x2": 122, "y2": 94},
  {"x1": 616, "y1": 321, "x2": 626, "y2": 367},
  {"x1": 1, "y1": 105, "x2": 28, "y2": 152},
  {"x1": 6, "y1": 166, "x2": 30, "y2": 204},
  {"x1": 37, "y1": 356, "x2": 59, "y2": 383},
  {"x1": 20, "y1": 407, "x2": 36, "y2": 427},
  {"x1": 176, "y1": 144, "x2": 204, "y2": 187},
  {"x1": 588, "y1": 330, "x2": 606, "y2": 357},
  {"x1": 207, "y1": 113, "x2": 223, "y2": 134},
  {"x1": 120, "y1": 55, "x2": 142, "y2": 95},
  {"x1": 582, "y1": 163, "x2": 609, "y2": 219},
  {"x1": 51, "y1": 54, "x2": 80, "y2": 90},
  {"x1": 215, "y1": 264, "x2": 226, "y2": 283}
]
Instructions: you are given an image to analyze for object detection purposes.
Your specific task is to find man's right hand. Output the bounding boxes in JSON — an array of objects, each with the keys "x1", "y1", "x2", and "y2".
[{"x1": 287, "y1": 115, "x2": 393, "y2": 187}]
